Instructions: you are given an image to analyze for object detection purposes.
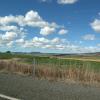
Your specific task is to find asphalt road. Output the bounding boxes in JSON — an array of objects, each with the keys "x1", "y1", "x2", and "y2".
[{"x1": 0, "y1": 73, "x2": 100, "y2": 100}]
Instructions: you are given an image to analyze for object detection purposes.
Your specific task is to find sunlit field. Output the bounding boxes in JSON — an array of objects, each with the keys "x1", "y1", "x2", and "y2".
[{"x1": 0, "y1": 52, "x2": 100, "y2": 85}]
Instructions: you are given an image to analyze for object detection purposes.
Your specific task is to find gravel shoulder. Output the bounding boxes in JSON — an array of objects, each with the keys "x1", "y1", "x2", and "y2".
[{"x1": 0, "y1": 73, "x2": 100, "y2": 100}]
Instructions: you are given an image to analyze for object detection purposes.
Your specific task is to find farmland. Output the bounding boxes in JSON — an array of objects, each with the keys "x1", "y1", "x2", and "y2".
[{"x1": 0, "y1": 52, "x2": 100, "y2": 85}]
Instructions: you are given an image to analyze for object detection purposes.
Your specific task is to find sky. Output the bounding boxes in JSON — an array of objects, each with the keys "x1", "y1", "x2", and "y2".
[{"x1": 0, "y1": 0, "x2": 100, "y2": 53}]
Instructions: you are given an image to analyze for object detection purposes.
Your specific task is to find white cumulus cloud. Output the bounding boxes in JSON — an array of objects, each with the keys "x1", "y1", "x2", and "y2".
[
  {"x1": 40, "y1": 26, "x2": 55, "y2": 36},
  {"x1": 0, "y1": 10, "x2": 65, "y2": 36},
  {"x1": 58, "y1": 29, "x2": 68, "y2": 35},
  {"x1": 82, "y1": 34, "x2": 96, "y2": 41},
  {"x1": 91, "y1": 19, "x2": 100, "y2": 33},
  {"x1": 40, "y1": 0, "x2": 52, "y2": 3},
  {"x1": 0, "y1": 25, "x2": 18, "y2": 31},
  {"x1": 57, "y1": 0, "x2": 78, "y2": 4},
  {"x1": 2, "y1": 31, "x2": 17, "y2": 41}
]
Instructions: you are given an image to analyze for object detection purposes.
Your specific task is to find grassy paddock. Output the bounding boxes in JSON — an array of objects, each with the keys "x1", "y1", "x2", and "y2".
[
  {"x1": 0, "y1": 59, "x2": 100, "y2": 85},
  {"x1": 0, "y1": 53, "x2": 100, "y2": 84}
]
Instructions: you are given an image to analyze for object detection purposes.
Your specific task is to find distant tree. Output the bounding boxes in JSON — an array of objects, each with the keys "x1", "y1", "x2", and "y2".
[{"x1": 6, "y1": 51, "x2": 11, "y2": 54}]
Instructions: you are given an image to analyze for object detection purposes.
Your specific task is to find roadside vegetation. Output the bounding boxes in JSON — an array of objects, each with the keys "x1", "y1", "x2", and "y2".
[{"x1": 0, "y1": 52, "x2": 100, "y2": 85}]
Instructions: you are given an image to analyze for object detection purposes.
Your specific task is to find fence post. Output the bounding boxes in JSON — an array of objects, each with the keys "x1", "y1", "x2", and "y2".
[{"x1": 33, "y1": 57, "x2": 36, "y2": 78}]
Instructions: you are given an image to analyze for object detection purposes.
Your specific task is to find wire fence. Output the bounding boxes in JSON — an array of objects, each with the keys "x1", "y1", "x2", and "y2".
[{"x1": 0, "y1": 58, "x2": 100, "y2": 84}]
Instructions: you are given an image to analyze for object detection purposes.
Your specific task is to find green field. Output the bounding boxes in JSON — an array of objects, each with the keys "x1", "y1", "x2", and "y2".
[
  {"x1": 0, "y1": 53, "x2": 100, "y2": 72},
  {"x1": 0, "y1": 52, "x2": 100, "y2": 84}
]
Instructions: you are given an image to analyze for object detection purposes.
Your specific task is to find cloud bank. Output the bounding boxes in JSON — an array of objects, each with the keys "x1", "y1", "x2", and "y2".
[{"x1": 0, "y1": 10, "x2": 99, "y2": 53}]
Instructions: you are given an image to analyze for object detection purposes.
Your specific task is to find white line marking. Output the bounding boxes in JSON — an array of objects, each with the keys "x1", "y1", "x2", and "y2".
[{"x1": 0, "y1": 94, "x2": 21, "y2": 100}]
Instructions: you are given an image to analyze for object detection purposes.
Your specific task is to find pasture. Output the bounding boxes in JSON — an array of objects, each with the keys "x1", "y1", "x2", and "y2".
[{"x1": 0, "y1": 52, "x2": 100, "y2": 85}]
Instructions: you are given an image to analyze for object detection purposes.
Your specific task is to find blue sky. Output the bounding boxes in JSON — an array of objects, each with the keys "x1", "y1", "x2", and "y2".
[{"x1": 0, "y1": 0, "x2": 100, "y2": 53}]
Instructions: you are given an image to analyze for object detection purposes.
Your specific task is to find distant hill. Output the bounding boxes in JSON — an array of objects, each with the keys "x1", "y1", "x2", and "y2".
[
  {"x1": 52, "y1": 52, "x2": 100, "y2": 57},
  {"x1": 1, "y1": 51, "x2": 100, "y2": 57}
]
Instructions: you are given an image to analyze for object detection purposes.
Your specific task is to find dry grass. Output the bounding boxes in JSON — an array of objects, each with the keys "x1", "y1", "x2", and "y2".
[{"x1": 0, "y1": 60, "x2": 100, "y2": 85}]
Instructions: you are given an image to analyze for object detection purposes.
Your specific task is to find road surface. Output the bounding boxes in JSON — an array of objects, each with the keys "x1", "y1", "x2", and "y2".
[{"x1": 0, "y1": 73, "x2": 100, "y2": 100}]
